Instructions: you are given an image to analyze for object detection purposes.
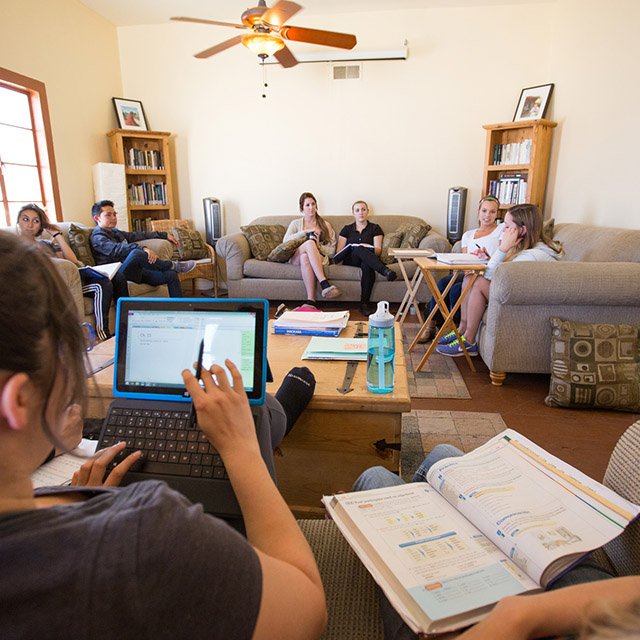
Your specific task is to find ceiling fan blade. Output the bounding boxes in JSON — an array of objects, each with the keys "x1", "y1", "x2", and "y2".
[
  {"x1": 171, "y1": 16, "x2": 245, "y2": 30},
  {"x1": 261, "y1": 1, "x2": 302, "y2": 29},
  {"x1": 194, "y1": 35, "x2": 243, "y2": 59},
  {"x1": 280, "y1": 26, "x2": 357, "y2": 50},
  {"x1": 274, "y1": 45, "x2": 298, "y2": 68}
]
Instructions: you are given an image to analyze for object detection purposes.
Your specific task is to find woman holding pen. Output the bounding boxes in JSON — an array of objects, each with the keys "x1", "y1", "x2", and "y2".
[{"x1": 419, "y1": 195, "x2": 503, "y2": 342}]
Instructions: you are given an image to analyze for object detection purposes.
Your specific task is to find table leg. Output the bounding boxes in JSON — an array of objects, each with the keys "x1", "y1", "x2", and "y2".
[{"x1": 395, "y1": 259, "x2": 424, "y2": 326}]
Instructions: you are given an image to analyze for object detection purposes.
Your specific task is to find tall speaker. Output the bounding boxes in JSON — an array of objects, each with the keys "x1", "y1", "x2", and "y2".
[
  {"x1": 203, "y1": 197, "x2": 223, "y2": 246},
  {"x1": 446, "y1": 187, "x2": 467, "y2": 245}
]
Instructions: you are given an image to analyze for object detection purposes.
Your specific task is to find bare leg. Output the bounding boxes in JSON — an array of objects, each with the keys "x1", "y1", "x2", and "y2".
[
  {"x1": 463, "y1": 277, "x2": 491, "y2": 344},
  {"x1": 457, "y1": 273, "x2": 474, "y2": 334},
  {"x1": 291, "y1": 251, "x2": 317, "y2": 300}
]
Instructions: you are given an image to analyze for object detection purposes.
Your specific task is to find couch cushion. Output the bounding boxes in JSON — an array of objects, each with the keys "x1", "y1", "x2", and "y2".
[
  {"x1": 171, "y1": 226, "x2": 208, "y2": 260},
  {"x1": 68, "y1": 223, "x2": 96, "y2": 266},
  {"x1": 380, "y1": 229, "x2": 404, "y2": 264},
  {"x1": 545, "y1": 318, "x2": 640, "y2": 412},
  {"x1": 267, "y1": 236, "x2": 306, "y2": 263},
  {"x1": 398, "y1": 222, "x2": 431, "y2": 248},
  {"x1": 554, "y1": 223, "x2": 640, "y2": 263},
  {"x1": 241, "y1": 224, "x2": 285, "y2": 260}
]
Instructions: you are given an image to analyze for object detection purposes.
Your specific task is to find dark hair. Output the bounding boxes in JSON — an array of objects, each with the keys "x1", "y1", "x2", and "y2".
[
  {"x1": 506, "y1": 204, "x2": 563, "y2": 258},
  {"x1": 0, "y1": 232, "x2": 87, "y2": 449},
  {"x1": 298, "y1": 192, "x2": 331, "y2": 243},
  {"x1": 91, "y1": 200, "x2": 114, "y2": 220},
  {"x1": 17, "y1": 203, "x2": 51, "y2": 237}
]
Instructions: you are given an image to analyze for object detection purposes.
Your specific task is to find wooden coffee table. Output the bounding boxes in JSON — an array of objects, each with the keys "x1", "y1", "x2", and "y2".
[
  {"x1": 268, "y1": 321, "x2": 410, "y2": 515},
  {"x1": 85, "y1": 322, "x2": 411, "y2": 515}
]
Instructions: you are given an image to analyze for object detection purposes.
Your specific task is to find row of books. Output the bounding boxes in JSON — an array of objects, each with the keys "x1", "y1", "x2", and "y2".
[
  {"x1": 487, "y1": 173, "x2": 528, "y2": 205},
  {"x1": 130, "y1": 216, "x2": 160, "y2": 232},
  {"x1": 492, "y1": 139, "x2": 531, "y2": 165},
  {"x1": 126, "y1": 147, "x2": 165, "y2": 171},
  {"x1": 127, "y1": 181, "x2": 168, "y2": 206}
]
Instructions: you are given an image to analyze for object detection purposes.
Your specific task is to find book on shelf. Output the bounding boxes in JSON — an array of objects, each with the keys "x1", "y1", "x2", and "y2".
[
  {"x1": 302, "y1": 337, "x2": 368, "y2": 361},
  {"x1": 333, "y1": 243, "x2": 374, "y2": 263},
  {"x1": 492, "y1": 139, "x2": 531, "y2": 166},
  {"x1": 434, "y1": 253, "x2": 488, "y2": 265},
  {"x1": 273, "y1": 310, "x2": 349, "y2": 337},
  {"x1": 79, "y1": 262, "x2": 121, "y2": 280},
  {"x1": 324, "y1": 429, "x2": 639, "y2": 636}
]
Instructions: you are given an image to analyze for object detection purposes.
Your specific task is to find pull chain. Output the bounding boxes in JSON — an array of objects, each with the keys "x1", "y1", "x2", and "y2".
[{"x1": 261, "y1": 59, "x2": 268, "y2": 98}]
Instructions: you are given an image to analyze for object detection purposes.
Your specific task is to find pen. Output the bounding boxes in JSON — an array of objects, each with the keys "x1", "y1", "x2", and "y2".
[
  {"x1": 190, "y1": 338, "x2": 204, "y2": 426},
  {"x1": 475, "y1": 243, "x2": 490, "y2": 258}
]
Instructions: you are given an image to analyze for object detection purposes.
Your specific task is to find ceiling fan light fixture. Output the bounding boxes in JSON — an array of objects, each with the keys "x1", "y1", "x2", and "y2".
[{"x1": 241, "y1": 32, "x2": 285, "y2": 58}]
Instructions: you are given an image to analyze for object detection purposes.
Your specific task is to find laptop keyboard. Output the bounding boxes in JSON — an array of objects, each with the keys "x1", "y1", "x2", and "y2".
[{"x1": 98, "y1": 406, "x2": 229, "y2": 479}]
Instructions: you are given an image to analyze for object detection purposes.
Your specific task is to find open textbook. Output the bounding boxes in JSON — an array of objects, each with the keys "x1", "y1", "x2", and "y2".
[
  {"x1": 79, "y1": 261, "x2": 121, "y2": 280},
  {"x1": 323, "y1": 429, "x2": 639, "y2": 636}
]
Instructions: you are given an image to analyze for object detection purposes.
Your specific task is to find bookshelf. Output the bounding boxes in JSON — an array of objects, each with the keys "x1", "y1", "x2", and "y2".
[
  {"x1": 482, "y1": 119, "x2": 557, "y2": 213},
  {"x1": 107, "y1": 129, "x2": 176, "y2": 231}
]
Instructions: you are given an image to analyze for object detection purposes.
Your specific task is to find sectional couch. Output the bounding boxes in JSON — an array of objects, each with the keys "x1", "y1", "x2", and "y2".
[{"x1": 215, "y1": 214, "x2": 451, "y2": 302}]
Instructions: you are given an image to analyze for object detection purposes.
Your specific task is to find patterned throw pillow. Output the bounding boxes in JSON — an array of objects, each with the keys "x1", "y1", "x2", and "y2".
[
  {"x1": 380, "y1": 229, "x2": 404, "y2": 265},
  {"x1": 241, "y1": 224, "x2": 285, "y2": 261},
  {"x1": 398, "y1": 222, "x2": 431, "y2": 249},
  {"x1": 267, "y1": 236, "x2": 306, "y2": 263},
  {"x1": 170, "y1": 226, "x2": 208, "y2": 260},
  {"x1": 545, "y1": 318, "x2": 640, "y2": 412},
  {"x1": 67, "y1": 224, "x2": 96, "y2": 266}
]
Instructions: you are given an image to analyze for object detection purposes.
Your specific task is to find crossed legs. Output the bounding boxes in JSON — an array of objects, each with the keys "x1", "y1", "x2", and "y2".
[{"x1": 290, "y1": 239, "x2": 329, "y2": 301}]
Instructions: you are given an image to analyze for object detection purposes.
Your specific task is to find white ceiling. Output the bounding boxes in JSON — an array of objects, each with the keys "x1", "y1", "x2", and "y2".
[{"x1": 79, "y1": 0, "x2": 554, "y2": 27}]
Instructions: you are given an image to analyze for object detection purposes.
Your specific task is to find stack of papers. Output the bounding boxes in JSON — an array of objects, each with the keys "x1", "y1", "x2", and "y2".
[
  {"x1": 302, "y1": 337, "x2": 368, "y2": 361},
  {"x1": 31, "y1": 439, "x2": 98, "y2": 488},
  {"x1": 434, "y1": 253, "x2": 488, "y2": 265},
  {"x1": 273, "y1": 310, "x2": 350, "y2": 337}
]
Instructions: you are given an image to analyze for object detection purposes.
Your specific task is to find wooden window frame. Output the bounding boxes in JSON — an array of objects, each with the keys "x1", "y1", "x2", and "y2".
[{"x1": 0, "y1": 66, "x2": 62, "y2": 226}]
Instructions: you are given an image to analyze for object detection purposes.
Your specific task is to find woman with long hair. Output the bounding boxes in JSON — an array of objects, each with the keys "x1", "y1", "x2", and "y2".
[
  {"x1": 16, "y1": 203, "x2": 113, "y2": 341},
  {"x1": 0, "y1": 232, "x2": 326, "y2": 639},
  {"x1": 284, "y1": 192, "x2": 341, "y2": 305},
  {"x1": 437, "y1": 204, "x2": 563, "y2": 357}
]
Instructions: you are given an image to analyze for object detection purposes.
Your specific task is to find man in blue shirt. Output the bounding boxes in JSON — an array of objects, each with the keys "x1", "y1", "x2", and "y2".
[{"x1": 90, "y1": 200, "x2": 195, "y2": 299}]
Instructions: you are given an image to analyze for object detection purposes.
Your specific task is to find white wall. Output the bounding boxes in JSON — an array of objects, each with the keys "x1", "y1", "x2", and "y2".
[
  {"x1": 0, "y1": 0, "x2": 122, "y2": 223},
  {"x1": 118, "y1": 3, "x2": 555, "y2": 236}
]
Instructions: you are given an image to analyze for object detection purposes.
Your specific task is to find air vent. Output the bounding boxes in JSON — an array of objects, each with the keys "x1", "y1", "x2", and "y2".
[{"x1": 332, "y1": 63, "x2": 361, "y2": 80}]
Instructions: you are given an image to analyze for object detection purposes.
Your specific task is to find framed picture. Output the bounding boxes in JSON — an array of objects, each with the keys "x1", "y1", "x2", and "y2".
[
  {"x1": 112, "y1": 97, "x2": 149, "y2": 131},
  {"x1": 513, "y1": 83, "x2": 554, "y2": 122}
]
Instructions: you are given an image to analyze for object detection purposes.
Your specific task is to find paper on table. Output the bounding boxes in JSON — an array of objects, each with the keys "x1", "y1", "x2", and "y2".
[
  {"x1": 31, "y1": 439, "x2": 98, "y2": 488},
  {"x1": 302, "y1": 337, "x2": 368, "y2": 360}
]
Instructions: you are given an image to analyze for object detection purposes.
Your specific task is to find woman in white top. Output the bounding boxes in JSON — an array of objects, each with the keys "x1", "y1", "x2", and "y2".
[
  {"x1": 437, "y1": 204, "x2": 563, "y2": 357},
  {"x1": 420, "y1": 196, "x2": 503, "y2": 342},
  {"x1": 283, "y1": 192, "x2": 341, "y2": 305}
]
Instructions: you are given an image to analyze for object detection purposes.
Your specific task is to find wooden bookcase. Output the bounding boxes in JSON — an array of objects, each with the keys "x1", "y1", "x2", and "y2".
[
  {"x1": 107, "y1": 129, "x2": 176, "y2": 231},
  {"x1": 482, "y1": 119, "x2": 557, "y2": 214}
]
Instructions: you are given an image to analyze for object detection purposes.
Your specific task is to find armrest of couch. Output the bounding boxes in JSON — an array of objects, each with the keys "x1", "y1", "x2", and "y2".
[
  {"x1": 419, "y1": 231, "x2": 451, "y2": 253},
  {"x1": 490, "y1": 261, "x2": 640, "y2": 306},
  {"x1": 51, "y1": 257, "x2": 84, "y2": 319},
  {"x1": 216, "y1": 232, "x2": 252, "y2": 281}
]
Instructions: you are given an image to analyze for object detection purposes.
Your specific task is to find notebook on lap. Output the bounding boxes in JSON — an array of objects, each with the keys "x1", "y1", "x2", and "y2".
[{"x1": 96, "y1": 297, "x2": 269, "y2": 520}]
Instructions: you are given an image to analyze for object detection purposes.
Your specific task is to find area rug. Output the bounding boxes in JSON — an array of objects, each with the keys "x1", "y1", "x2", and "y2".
[
  {"x1": 400, "y1": 409, "x2": 507, "y2": 481},
  {"x1": 400, "y1": 323, "x2": 470, "y2": 399}
]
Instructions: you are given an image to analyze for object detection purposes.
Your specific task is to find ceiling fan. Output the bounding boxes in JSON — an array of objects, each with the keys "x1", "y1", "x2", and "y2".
[{"x1": 171, "y1": 0, "x2": 357, "y2": 68}]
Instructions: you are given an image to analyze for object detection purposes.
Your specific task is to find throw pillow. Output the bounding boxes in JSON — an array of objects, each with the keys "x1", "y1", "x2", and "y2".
[
  {"x1": 241, "y1": 224, "x2": 286, "y2": 261},
  {"x1": 380, "y1": 229, "x2": 404, "y2": 265},
  {"x1": 67, "y1": 224, "x2": 96, "y2": 266},
  {"x1": 267, "y1": 236, "x2": 306, "y2": 263},
  {"x1": 398, "y1": 222, "x2": 431, "y2": 249},
  {"x1": 170, "y1": 226, "x2": 208, "y2": 260},
  {"x1": 545, "y1": 318, "x2": 640, "y2": 412}
]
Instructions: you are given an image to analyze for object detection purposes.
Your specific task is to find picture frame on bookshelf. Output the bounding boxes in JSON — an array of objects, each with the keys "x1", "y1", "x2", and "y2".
[
  {"x1": 112, "y1": 97, "x2": 149, "y2": 131},
  {"x1": 513, "y1": 83, "x2": 554, "y2": 122}
]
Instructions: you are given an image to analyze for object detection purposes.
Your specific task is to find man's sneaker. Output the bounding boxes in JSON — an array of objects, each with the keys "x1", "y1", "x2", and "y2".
[
  {"x1": 173, "y1": 260, "x2": 196, "y2": 273},
  {"x1": 437, "y1": 329, "x2": 458, "y2": 345},
  {"x1": 436, "y1": 336, "x2": 478, "y2": 357},
  {"x1": 321, "y1": 284, "x2": 342, "y2": 299}
]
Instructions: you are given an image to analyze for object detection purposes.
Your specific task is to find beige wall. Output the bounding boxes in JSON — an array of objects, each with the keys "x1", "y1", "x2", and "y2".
[{"x1": 0, "y1": 0, "x2": 121, "y2": 224}]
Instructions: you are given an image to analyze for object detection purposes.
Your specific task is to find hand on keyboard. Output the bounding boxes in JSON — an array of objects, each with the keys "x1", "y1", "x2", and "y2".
[
  {"x1": 182, "y1": 359, "x2": 259, "y2": 460},
  {"x1": 71, "y1": 441, "x2": 142, "y2": 487}
]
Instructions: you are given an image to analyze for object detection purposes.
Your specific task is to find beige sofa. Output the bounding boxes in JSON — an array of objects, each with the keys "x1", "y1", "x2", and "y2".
[
  {"x1": 215, "y1": 215, "x2": 451, "y2": 302},
  {"x1": 37, "y1": 222, "x2": 173, "y2": 325},
  {"x1": 478, "y1": 223, "x2": 640, "y2": 385}
]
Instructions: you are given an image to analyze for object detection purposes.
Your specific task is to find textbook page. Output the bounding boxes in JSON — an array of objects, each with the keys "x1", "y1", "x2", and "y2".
[
  {"x1": 426, "y1": 430, "x2": 640, "y2": 585},
  {"x1": 31, "y1": 439, "x2": 98, "y2": 488},
  {"x1": 325, "y1": 483, "x2": 537, "y2": 634}
]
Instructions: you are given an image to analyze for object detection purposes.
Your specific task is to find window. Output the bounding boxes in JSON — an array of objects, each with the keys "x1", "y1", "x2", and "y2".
[{"x1": 0, "y1": 67, "x2": 61, "y2": 228}]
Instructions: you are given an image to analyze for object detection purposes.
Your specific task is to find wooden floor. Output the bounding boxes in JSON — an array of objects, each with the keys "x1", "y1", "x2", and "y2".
[{"x1": 344, "y1": 304, "x2": 639, "y2": 483}]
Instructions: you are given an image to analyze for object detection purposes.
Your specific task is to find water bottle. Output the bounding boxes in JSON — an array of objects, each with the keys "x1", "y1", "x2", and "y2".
[{"x1": 367, "y1": 301, "x2": 395, "y2": 394}]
